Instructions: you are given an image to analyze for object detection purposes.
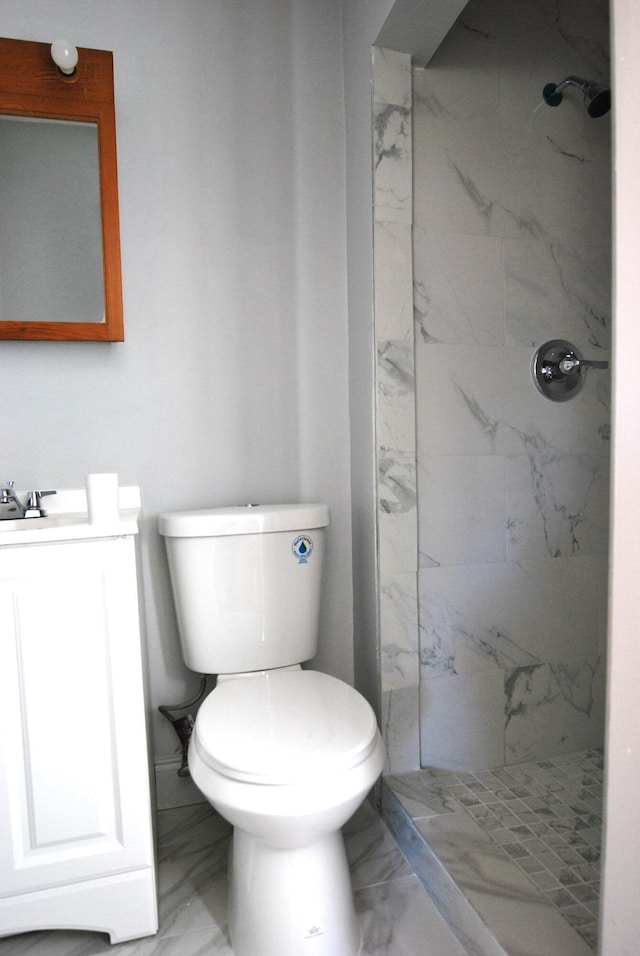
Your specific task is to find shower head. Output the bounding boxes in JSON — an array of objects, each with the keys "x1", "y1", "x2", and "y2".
[{"x1": 542, "y1": 76, "x2": 611, "y2": 117}]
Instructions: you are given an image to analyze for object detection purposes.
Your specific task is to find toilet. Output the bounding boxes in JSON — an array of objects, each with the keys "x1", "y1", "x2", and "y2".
[{"x1": 158, "y1": 503, "x2": 385, "y2": 956}]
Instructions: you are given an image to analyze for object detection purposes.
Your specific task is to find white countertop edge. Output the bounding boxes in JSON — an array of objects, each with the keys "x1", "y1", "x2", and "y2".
[{"x1": 0, "y1": 486, "x2": 141, "y2": 546}]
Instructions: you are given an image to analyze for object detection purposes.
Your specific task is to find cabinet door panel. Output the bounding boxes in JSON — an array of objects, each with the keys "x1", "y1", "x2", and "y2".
[{"x1": 0, "y1": 538, "x2": 153, "y2": 896}]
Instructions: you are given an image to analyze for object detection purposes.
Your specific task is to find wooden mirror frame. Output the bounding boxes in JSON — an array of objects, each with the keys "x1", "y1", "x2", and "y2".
[{"x1": 0, "y1": 37, "x2": 124, "y2": 341}]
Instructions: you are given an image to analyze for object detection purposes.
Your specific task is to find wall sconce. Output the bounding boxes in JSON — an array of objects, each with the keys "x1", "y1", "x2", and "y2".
[{"x1": 50, "y1": 39, "x2": 78, "y2": 75}]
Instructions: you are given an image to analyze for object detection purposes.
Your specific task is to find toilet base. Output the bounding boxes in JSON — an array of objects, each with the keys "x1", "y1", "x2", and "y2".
[{"x1": 229, "y1": 827, "x2": 361, "y2": 956}]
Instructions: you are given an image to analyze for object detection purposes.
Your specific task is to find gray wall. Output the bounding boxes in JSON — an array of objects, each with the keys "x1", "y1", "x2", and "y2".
[{"x1": 0, "y1": 0, "x2": 354, "y2": 762}]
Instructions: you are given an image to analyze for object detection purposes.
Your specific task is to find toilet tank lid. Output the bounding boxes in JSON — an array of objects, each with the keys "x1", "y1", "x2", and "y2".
[{"x1": 159, "y1": 503, "x2": 330, "y2": 537}]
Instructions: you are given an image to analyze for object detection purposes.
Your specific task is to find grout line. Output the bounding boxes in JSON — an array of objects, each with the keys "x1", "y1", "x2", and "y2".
[{"x1": 387, "y1": 748, "x2": 602, "y2": 951}]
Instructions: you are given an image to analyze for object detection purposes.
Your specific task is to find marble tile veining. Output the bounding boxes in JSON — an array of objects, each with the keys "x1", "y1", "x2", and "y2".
[
  {"x1": 372, "y1": 45, "x2": 419, "y2": 776},
  {"x1": 0, "y1": 799, "x2": 464, "y2": 956},
  {"x1": 407, "y1": 0, "x2": 611, "y2": 779},
  {"x1": 434, "y1": 748, "x2": 603, "y2": 950},
  {"x1": 373, "y1": 101, "x2": 412, "y2": 224},
  {"x1": 384, "y1": 747, "x2": 602, "y2": 954},
  {"x1": 358, "y1": 877, "x2": 467, "y2": 956}
]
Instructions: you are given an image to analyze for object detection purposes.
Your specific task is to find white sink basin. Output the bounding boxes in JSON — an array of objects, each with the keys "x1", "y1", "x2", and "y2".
[
  {"x1": 0, "y1": 514, "x2": 83, "y2": 533},
  {"x1": 0, "y1": 488, "x2": 142, "y2": 546}
]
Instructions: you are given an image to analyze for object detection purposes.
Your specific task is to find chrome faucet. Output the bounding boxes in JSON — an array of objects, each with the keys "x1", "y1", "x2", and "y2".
[
  {"x1": 24, "y1": 490, "x2": 57, "y2": 517},
  {"x1": 1, "y1": 482, "x2": 26, "y2": 516},
  {"x1": 1, "y1": 482, "x2": 56, "y2": 518}
]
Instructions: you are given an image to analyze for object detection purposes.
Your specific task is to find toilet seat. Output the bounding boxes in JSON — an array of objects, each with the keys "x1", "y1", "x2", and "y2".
[{"x1": 193, "y1": 670, "x2": 378, "y2": 785}]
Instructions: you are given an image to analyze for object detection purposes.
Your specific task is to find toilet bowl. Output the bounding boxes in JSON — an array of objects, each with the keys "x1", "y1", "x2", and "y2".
[
  {"x1": 158, "y1": 503, "x2": 386, "y2": 956},
  {"x1": 189, "y1": 668, "x2": 385, "y2": 956}
]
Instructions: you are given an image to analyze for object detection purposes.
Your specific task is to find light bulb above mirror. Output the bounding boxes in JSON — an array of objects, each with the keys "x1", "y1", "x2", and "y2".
[{"x1": 50, "y1": 39, "x2": 78, "y2": 75}]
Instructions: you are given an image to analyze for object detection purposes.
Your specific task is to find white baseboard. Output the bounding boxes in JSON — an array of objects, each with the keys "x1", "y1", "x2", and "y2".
[{"x1": 154, "y1": 756, "x2": 207, "y2": 811}]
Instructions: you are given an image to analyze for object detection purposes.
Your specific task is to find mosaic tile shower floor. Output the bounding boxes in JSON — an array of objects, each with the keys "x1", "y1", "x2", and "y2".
[
  {"x1": 434, "y1": 749, "x2": 602, "y2": 948},
  {"x1": 384, "y1": 747, "x2": 603, "y2": 955}
]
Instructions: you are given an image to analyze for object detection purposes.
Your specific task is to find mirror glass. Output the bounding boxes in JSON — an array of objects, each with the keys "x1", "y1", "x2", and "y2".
[{"x1": 0, "y1": 116, "x2": 104, "y2": 323}]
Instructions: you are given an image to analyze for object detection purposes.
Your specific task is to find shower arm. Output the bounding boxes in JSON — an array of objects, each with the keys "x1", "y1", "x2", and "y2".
[
  {"x1": 542, "y1": 76, "x2": 610, "y2": 118},
  {"x1": 554, "y1": 76, "x2": 590, "y2": 96}
]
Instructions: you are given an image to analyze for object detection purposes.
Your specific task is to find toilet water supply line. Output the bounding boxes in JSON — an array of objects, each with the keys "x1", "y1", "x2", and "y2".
[{"x1": 159, "y1": 675, "x2": 209, "y2": 777}]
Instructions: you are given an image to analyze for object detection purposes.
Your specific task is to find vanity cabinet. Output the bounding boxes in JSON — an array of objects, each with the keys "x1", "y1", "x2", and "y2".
[{"x1": 0, "y1": 530, "x2": 157, "y2": 942}]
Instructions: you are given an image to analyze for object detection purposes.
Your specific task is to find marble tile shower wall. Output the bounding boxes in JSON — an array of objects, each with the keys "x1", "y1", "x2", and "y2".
[
  {"x1": 373, "y1": 0, "x2": 611, "y2": 775},
  {"x1": 373, "y1": 46, "x2": 420, "y2": 772}
]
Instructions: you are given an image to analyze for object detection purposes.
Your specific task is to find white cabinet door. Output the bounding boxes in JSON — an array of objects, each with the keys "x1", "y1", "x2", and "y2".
[{"x1": 0, "y1": 537, "x2": 154, "y2": 897}]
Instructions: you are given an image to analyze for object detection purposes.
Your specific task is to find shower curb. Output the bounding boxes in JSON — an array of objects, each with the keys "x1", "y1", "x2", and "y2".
[
  {"x1": 380, "y1": 778, "x2": 593, "y2": 956},
  {"x1": 381, "y1": 782, "x2": 508, "y2": 956}
]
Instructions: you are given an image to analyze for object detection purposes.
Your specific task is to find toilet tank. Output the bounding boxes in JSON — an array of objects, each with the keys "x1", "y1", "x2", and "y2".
[{"x1": 158, "y1": 504, "x2": 330, "y2": 674}]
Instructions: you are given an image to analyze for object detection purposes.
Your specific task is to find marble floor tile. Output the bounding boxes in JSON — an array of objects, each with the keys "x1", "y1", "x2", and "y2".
[
  {"x1": 0, "y1": 933, "x2": 147, "y2": 956},
  {"x1": 385, "y1": 748, "x2": 602, "y2": 954},
  {"x1": 433, "y1": 749, "x2": 602, "y2": 950},
  {"x1": 344, "y1": 798, "x2": 414, "y2": 889},
  {"x1": 0, "y1": 799, "x2": 464, "y2": 956},
  {"x1": 357, "y1": 875, "x2": 467, "y2": 956},
  {"x1": 384, "y1": 768, "x2": 467, "y2": 819},
  {"x1": 155, "y1": 802, "x2": 232, "y2": 849},
  {"x1": 139, "y1": 927, "x2": 233, "y2": 956},
  {"x1": 415, "y1": 812, "x2": 592, "y2": 956},
  {"x1": 155, "y1": 834, "x2": 230, "y2": 940}
]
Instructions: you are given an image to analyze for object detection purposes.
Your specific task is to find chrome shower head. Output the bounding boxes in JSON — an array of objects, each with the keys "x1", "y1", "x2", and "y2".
[{"x1": 542, "y1": 76, "x2": 611, "y2": 117}]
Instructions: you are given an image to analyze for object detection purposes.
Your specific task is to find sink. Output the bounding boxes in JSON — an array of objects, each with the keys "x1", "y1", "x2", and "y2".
[
  {"x1": 0, "y1": 510, "x2": 135, "y2": 545},
  {"x1": 0, "y1": 517, "x2": 53, "y2": 532},
  {"x1": 0, "y1": 487, "x2": 142, "y2": 546},
  {"x1": 0, "y1": 514, "x2": 82, "y2": 533}
]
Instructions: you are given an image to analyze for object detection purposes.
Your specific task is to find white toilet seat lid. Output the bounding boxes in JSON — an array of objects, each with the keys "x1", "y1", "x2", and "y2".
[{"x1": 193, "y1": 670, "x2": 379, "y2": 785}]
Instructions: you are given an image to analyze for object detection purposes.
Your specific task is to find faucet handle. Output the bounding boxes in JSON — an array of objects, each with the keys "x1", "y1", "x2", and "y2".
[
  {"x1": 25, "y1": 490, "x2": 57, "y2": 518},
  {"x1": 558, "y1": 354, "x2": 609, "y2": 374},
  {"x1": 1, "y1": 482, "x2": 22, "y2": 510},
  {"x1": 29, "y1": 490, "x2": 56, "y2": 500}
]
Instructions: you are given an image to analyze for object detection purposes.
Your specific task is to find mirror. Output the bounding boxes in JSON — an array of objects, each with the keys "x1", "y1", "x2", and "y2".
[
  {"x1": 0, "y1": 116, "x2": 104, "y2": 324},
  {"x1": 0, "y1": 37, "x2": 124, "y2": 341}
]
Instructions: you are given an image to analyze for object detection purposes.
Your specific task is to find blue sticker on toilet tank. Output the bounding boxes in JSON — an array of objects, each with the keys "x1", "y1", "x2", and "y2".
[{"x1": 292, "y1": 535, "x2": 313, "y2": 563}]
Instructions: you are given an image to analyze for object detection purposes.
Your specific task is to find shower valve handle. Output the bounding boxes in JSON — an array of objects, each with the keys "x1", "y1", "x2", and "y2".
[
  {"x1": 533, "y1": 339, "x2": 610, "y2": 402},
  {"x1": 558, "y1": 354, "x2": 609, "y2": 375}
]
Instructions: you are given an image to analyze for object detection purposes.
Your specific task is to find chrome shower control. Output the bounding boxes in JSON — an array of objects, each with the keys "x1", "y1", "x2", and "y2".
[
  {"x1": 558, "y1": 355, "x2": 609, "y2": 375},
  {"x1": 532, "y1": 339, "x2": 609, "y2": 402}
]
